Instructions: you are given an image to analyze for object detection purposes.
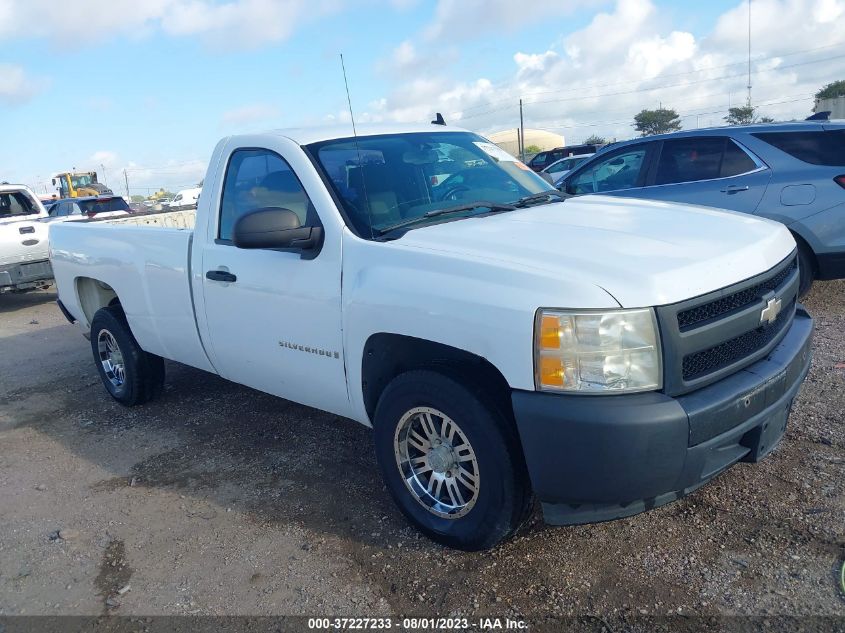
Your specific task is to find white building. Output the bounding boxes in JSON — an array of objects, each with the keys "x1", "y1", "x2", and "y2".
[
  {"x1": 486, "y1": 129, "x2": 565, "y2": 157},
  {"x1": 814, "y1": 96, "x2": 845, "y2": 119}
]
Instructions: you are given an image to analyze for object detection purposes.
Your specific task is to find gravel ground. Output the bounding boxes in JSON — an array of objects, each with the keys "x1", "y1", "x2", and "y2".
[{"x1": 0, "y1": 283, "x2": 843, "y2": 630}]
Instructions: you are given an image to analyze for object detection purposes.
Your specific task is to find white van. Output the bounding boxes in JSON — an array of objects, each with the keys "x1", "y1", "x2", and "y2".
[{"x1": 170, "y1": 188, "x2": 201, "y2": 211}]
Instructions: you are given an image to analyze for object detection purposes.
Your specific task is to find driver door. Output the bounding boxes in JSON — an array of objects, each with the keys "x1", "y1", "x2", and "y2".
[{"x1": 198, "y1": 145, "x2": 349, "y2": 416}]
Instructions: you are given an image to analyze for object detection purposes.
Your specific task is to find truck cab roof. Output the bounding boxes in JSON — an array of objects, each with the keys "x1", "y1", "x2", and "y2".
[{"x1": 259, "y1": 122, "x2": 472, "y2": 146}]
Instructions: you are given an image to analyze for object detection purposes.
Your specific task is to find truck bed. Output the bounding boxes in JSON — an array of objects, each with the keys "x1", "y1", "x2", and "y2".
[
  {"x1": 93, "y1": 209, "x2": 196, "y2": 229},
  {"x1": 48, "y1": 210, "x2": 214, "y2": 373}
]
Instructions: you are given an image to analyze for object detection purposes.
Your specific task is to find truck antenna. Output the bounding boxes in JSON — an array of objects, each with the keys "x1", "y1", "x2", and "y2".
[{"x1": 340, "y1": 53, "x2": 374, "y2": 239}]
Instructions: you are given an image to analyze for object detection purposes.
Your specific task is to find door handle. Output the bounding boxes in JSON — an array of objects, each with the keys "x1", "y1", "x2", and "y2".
[
  {"x1": 206, "y1": 270, "x2": 237, "y2": 283},
  {"x1": 721, "y1": 185, "x2": 749, "y2": 194}
]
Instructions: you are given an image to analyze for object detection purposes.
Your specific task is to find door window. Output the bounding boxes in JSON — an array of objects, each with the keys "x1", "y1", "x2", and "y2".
[
  {"x1": 655, "y1": 137, "x2": 762, "y2": 185},
  {"x1": 569, "y1": 147, "x2": 648, "y2": 194},
  {"x1": 654, "y1": 137, "x2": 725, "y2": 185},
  {"x1": 219, "y1": 149, "x2": 315, "y2": 241},
  {"x1": 530, "y1": 152, "x2": 548, "y2": 168},
  {"x1": 721, "y1": 139, "x2": 759, "y2": 177}
]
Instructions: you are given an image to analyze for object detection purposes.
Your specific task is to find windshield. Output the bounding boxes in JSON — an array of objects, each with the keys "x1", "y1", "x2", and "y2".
[
  {"x1": 78, "y1": 197, "x2": 129, "y2": 214},
  {"x1": 308, "y1": 131, "x2": 553, "y2": 236},
  {"x1": 0, "y1": 190, "x2": 40, "y2": 218},
  {"x1": 71, "y1": 174, "x2": 94, "y2": 187}
]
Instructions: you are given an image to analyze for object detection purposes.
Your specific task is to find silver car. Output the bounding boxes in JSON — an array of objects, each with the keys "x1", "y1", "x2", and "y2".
[
  {"x1": 559, "y1": 121, "x2": 845, "y2": 295},
  {"x1": 542, "y1": 153, "x2": 594, "y2": 186}
]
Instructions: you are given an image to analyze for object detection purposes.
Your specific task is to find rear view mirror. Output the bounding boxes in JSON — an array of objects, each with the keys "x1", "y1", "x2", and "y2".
[{"x1": 233, "y1": 207, "x2": 322, "y2": 251}]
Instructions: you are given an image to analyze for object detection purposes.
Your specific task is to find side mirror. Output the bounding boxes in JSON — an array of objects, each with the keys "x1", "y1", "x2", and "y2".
[
  {"x1": 538, "y1": 171, "x2": 554, "y2": 185},
  {"x1": 233, "y1": 207, "x2": 322, "y2": 251},
  {"x1": 52, "y1": 179, "x2": 56, "y2": 186}
]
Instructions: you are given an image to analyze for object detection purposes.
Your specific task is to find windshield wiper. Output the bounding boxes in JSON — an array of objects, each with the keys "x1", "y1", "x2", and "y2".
[
  {"x1": 511, "y1": 190, "x2": 567, "y2": 208},
  {"x1": 375, "y1": 200, "x2": 516, "y2": 236}
]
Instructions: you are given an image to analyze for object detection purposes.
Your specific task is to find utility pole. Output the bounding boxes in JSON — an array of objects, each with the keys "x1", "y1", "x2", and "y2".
[
  {"x1": 519, "y1": 98, "x2": 525, "y2": 162},
  {"x1": 747, "y1": 0, "x2": 752, "y2": 106},
  {"x1": 123, "y1": 169, "x2": 130, "y2": 200},
  {"x1": 100, "y1": 164, "x2": 108, "y2": 188}
]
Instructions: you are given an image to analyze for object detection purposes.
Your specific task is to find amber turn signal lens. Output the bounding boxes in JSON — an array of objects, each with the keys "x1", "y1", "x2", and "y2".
[
  {"x1": 539, "y1": 356, "x2": 566, "y2": 387},
  {"x1": 540, "y1": 315, "x2": 561, "y2": 349}
]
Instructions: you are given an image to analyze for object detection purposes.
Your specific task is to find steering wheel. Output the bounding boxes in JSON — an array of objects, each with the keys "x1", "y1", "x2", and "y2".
[{"x1": 438, "y1": 183, "x2": 471, "y2": 202}]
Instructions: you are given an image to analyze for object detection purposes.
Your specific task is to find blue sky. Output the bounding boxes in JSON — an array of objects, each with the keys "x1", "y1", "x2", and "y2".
[{"x1": 1, "y1": 0, "x2": 842, "y2": 196}]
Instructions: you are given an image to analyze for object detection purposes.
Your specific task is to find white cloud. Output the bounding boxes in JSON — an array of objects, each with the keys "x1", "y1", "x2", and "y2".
[
  {"x1": 393, "y1": 40, "x2": 418, "y2": 70},
  {"x1": 89, "y1": 150, "x2": 120, "y2": 167},
  {"x1": 0, "y1": 62, "x2": 45, "y2": 105},
  {"x1": 0, "y1": 0, "x2": 341, "y2": 48},
  {"x1": 221, "y1": 103, "x2": 281, "y2": 127},
  {"x1": 424, "y1": 0, "x2": 602, "y2": 40},
  {"x1": 368, "y1": 0, "x2": 845, "y2": 144}
]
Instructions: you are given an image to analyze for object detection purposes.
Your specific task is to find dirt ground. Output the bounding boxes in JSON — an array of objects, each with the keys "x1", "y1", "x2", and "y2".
[{"x1": 0, "y1": 282, "x2": 843, "y2": 629}]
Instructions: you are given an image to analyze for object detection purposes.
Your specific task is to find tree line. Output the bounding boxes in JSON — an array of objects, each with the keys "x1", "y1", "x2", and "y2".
[{"x1": 628, "y1": 79, "x2": 843, "y2": 137}]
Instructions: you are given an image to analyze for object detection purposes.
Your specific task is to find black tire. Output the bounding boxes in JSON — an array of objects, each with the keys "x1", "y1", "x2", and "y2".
[
  {"x1": 373, "y1": 369, "x2": 532, "y2": 550},
  {"x1": 796, "y1": 238, "x2": 816, "y2": 299},
  {"x1": 89, "y1": 305, "x2": 165, "y2": 406}
]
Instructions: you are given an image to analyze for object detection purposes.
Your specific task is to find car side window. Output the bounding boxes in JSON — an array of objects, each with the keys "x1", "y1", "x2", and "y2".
[
  {"x1": 219, "y1": 148, "x2": 316, "y2": 242},
  {"x1": 70, "y1": 203, "x2": 83, "y2": 216},
  {"x1": 721, "y1": 139, "x2": 759, "y2": 177},
  {"x1": 654, "y1": 137, "x2": 725, "y2": 185},
  {"x1": 531, "y1": 152, "x2": 547, "y2": 167},
  {"x1": 569, "y1": 147, "x2": 648, "y2": 194}
]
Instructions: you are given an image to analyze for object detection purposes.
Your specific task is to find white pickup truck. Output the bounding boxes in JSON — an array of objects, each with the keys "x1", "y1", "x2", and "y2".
[
  {"x1": 50, "y1": 124, "x2": 813, "y2": 550},
  {"x1": 1, "y1": 184, "x2": 52, "y2": 293}
]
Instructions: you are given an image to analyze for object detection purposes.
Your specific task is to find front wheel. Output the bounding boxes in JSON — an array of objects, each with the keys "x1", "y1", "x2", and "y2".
[
  {"x1": 373, "y1": 370, "x2": 532, "y2": 550},
  {"x1": 90, "y1": 306, "x2": 165, "y2": 406}
]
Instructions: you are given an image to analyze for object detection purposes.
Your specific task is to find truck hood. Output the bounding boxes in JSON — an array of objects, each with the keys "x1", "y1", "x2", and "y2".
[{"x1": 396, "y1": 195, "x2": 796, "y2": 307}]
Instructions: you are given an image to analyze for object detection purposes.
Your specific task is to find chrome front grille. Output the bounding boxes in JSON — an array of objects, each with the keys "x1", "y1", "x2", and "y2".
[{"x1": 656, "y1": 252, "x2": 799, "y2": 397}]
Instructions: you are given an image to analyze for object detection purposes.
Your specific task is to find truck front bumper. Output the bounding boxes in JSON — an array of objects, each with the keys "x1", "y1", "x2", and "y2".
[
  {"x1": 512, "y1": 307, "x2": 813, "y2": 526},
  {"x1": 0, "y1": 259, "x2": 53, "y2": 292}
]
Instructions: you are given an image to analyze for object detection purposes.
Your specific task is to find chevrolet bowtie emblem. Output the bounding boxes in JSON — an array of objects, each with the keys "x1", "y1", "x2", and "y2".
[{"x1": 760, "y1": 297, "x2": 782, "y2": 326}]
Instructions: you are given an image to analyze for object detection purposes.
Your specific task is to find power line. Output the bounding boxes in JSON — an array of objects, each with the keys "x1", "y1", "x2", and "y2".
[{"x1": 526, "y1": 94, "x2": 813, "y2": 134}]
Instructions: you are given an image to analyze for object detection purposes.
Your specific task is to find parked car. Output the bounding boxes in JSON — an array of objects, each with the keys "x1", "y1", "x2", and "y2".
[
  {"x1": 50, "y1": 123, "x2": 811, "y2": 550},
  {"x1": 46, "y1": 195, "x2": 131, "y2": 223},
  {"x1": 542, "y1": 153, "x2": 594, "y2": 185},
  {"x1": 527, "y1": 143, "x2": 605, "y2": 172},
  {"x1": 558, "y1": 121, "x2": 845, "y2": 295},
  {"x1": 0, "y1": 184, "x2": 52, "y2": 292},
  {"x1": 169, "y1": 188, "x2": 201, "y2": 211}
]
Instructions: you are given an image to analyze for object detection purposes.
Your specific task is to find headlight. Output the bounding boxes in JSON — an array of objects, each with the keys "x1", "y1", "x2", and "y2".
[{"x1": 534, "y1": 308, "x2": 662, "y2": 393}]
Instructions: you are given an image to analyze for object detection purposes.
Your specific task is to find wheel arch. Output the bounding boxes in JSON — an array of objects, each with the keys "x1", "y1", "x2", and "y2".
[
  {"x1": 75, "y1": 276, "x2": 121, "y2": 325},
  {"x1": 788, "y1": 229, "x2": 818, "y2": 275},
  {"x1": 361, "y1": 333, "x2": 514, "y2": 424}
]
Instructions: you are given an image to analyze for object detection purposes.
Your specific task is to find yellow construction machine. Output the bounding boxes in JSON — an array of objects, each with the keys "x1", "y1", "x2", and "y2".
[{"x1": 52, "y1": 171, "x2": 113, "y2": 198}]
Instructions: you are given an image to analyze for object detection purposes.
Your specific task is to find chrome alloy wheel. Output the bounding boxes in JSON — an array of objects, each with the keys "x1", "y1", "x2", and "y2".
[
  {"x1": 394, "y1": 406, "x2": 480, "y2": 519},
  {"x1": 97, "y1": 329, "x2": 126, "y2": 389}
]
